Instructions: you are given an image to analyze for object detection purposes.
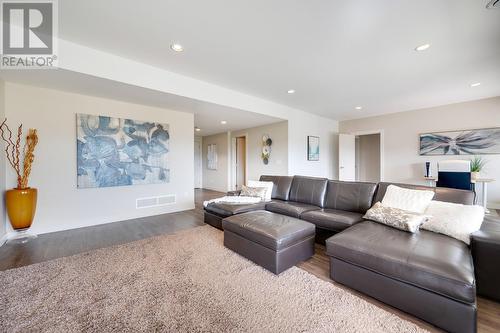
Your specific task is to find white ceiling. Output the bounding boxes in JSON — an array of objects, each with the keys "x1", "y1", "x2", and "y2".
[
  {"x1": 56, "y1": 0, "x2": 500, "y2": 120},
  {"x1": 0, "y1": 69, "x2": 284, "y2": 136}
]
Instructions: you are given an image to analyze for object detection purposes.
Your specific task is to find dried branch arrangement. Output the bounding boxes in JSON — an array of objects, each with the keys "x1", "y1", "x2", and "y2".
[{"x1": 0, "y1": 119, "x2": 39, "y2": 189}]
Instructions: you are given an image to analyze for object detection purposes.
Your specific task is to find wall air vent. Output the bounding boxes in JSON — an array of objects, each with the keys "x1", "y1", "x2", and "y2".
[
  {"x1": 486, "y1": 0, "x2": 500, "y2": 9},
  {"x1": 136, "y1": 195, "x2": 176, "y2": 209}
]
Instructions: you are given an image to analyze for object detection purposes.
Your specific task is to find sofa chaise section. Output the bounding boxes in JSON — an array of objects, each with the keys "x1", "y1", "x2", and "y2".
[
  {"x1": 204, "y1": 175, "x2": 294, "y2": 229},
  {"x1": 326, "y1": 183, "x2": 477, "y2": 333}
]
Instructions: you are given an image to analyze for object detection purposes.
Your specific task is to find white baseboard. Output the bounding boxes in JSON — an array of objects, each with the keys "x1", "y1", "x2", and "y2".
[{"x1": 488, "y1": 203, "x2": 500, "y2": 210}]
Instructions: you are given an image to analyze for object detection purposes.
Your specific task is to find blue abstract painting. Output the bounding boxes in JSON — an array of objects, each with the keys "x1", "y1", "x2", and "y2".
[
  {"x1": 420, "y1": 127, "x2": 500, "y2": 155},
  {"x1": 77, "y1": 114, "x2": 170, "y2": 188}
]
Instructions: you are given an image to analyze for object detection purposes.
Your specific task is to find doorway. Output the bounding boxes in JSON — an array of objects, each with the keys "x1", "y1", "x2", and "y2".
[
  {"x1": 234, "y1": 136, "x2": 247, "y2": 190},
  {"x1": 355, "y1": 133, "x2": 381, "y2": 182},
  {"x1": 338, "y1": 131, "x2": 383, "y2": 182},
  {"x1": 194, "y1": 137, "x2": 202, "y2": 188}
]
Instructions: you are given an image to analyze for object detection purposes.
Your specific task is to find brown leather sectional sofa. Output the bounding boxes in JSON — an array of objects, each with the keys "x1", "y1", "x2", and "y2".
[{"x1": 204, "y1": 175, "x2": 500, "y2": 333}]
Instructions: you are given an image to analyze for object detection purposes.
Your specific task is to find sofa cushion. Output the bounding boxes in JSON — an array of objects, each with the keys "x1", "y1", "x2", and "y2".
[
  {"x1": 259, "y1": 175, "x2": 294, "y2": 201},
  {"x1": 374, "y1": 182, "x2": 473, "y2": 205},
  {"x1": 289, "y1": 176, "x2": 328, "y2": 207},
  {"x1": 324, "y1": 180, "x2": 377, "y2": 214},
  {"x1": 222, "y1": 210, "x2": 315, "y2": 251},
  {"x1": 265, "y1": 200, "x2": 320, "y2": 218},
  {"x1": 301, "y1": 209, "x2": 364, "y2": 232},
  {"x1": 205, "y1": 202, "x2": 266, "y2": 217},
  {"x1": 326, "y1": 221, "x2": 476, "y2": 304}
]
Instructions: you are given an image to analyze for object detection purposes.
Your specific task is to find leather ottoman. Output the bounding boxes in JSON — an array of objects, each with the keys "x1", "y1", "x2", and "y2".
[{"x1": 222, "y1": 210, "x2": 315, "y2": 274}]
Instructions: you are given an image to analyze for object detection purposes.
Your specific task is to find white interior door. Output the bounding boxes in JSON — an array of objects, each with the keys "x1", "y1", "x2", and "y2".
[
  {"x1": 194, "y1": 140, "x2": 202, "y2": 188},
  {"x1": 339, "y1": 134, "x2": 356, "y2": 181}
]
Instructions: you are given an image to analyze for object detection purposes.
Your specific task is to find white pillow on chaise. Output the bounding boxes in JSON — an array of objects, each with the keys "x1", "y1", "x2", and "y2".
[
  {"x1": 422, "y1": 201, "x2": 485, "y2": 245},
  {"x1": 381, "y1": 185, "x2": 435, "y2": 214},
  {"x1": 247, "y1": 180, "x2": 274, "y2": 201}
]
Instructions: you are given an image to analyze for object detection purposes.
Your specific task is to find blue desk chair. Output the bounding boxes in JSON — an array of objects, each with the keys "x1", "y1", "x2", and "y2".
[{"x1": 437, "y1": 160, "x2": 475, "y2": 200}]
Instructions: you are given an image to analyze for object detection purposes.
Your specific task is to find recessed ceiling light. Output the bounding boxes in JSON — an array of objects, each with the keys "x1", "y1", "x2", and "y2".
[
  {"x1": 220, "y1": 120, "x2": 227, "y2": 125},
  {"x1": 470, "y1": 82, "x2": 481, "y2": 87},
  {"x1": 287, "y1": 89, "x2": 295, "y2": 94},
  {"x1": 415, "y1": 44, "x2": 431, "y2": 52},
  {"x1": 355, "y1": 106, "x2": 363, "y2": 110},
  {"x1": 195, "y1": 127, "x2": 201, "y2": 132},
  {"x1": 170, "y1": 43, "x2": 184, "y2": 52}
]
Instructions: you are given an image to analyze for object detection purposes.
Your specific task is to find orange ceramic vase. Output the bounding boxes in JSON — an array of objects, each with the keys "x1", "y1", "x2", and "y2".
[{"x1": 6, "y1": 188, "x2": 38, "y2": 230}]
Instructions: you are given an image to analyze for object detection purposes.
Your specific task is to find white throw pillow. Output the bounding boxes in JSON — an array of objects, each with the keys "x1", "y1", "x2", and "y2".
[
  {"x1": 381, "y1": 185, "x2": 435, "y2": 214},
  {"x1": 364, "y1": 202, "x2": 428, "y2": 233},
  {"x1": 422, "y1": 201, "x2": 485, "y2": 245},
  {"x1": 247, "y1": 180, "x2": 274, "y2": 201}
]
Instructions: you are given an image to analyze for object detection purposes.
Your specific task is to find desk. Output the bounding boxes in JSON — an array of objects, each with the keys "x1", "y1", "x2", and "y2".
[{"x1": 423, "y1": 177, "x2": 495, "y2": 212}]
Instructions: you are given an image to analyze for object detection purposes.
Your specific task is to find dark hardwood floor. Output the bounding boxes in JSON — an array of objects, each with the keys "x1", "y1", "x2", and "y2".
[
  {"x1": 1, "y1": 189, "x2": 499, "y2": 332},
  {"x1": 0, "y1": 189, "x2": 221, "y2": 271}
]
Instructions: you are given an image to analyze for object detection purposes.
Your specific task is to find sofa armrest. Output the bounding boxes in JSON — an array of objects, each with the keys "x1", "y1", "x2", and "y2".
[
  {"x1": 471, "y1": 216, "x2": 500, "y2": 302},
  {"x1": 227, "y1": 190, "x2": 241, "y2": 197},
  {"x1": 471, "y1": 216, "x2": 500, "y2": 247}
]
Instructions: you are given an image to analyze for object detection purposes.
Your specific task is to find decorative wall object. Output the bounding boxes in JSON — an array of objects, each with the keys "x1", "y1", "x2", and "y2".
[
  {"x1": 261, "y1": 134, "x2": 272, "y2": 165},
  {"x1": 77, "y1": 114, "x2": 170, "y2": 188},
  {"x1": 307, "y1": 136, "x2": 320, "y2": 161},
  {"x1": 424, "y1": 162, "x2": 431, "y2": 177},
  {"x1": 207, "y1": 144, "x2": 218, "y2": 170},
  {"x1": 419, "y1": 127, "x2": 500, "y2": 155},
  {"x1": 0, "y1": 119, "x2": 39, "y2": 242}
]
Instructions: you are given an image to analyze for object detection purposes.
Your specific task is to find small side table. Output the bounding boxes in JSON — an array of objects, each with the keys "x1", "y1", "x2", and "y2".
[
  {"x1": 423, "y1": 176, "x2": 437, "y2": 187},
  {"x1": 472, "y1": 178, "x2": 495, "y2": 213}
]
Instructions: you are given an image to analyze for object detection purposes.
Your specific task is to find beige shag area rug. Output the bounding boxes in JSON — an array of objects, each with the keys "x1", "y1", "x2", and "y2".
[{"x1": 0, "y1": 225, "x2": 428, "y2": 332}]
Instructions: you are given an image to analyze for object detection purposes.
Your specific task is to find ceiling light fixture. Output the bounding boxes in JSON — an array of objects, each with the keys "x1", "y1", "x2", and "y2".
[
  {"x1": 287, "y1": 89, "x2": 295, "y2": 94},
  {"x1": 195, "y1": 127, "x2": 201, "y2": 132},
  {"x1": 470, "y1": 82, "x2": 481, "y2": 87},
  {"x1": 355, "y1": 106, "x2": 363, "y2": 110},
  {"x1": 415, "y1": 44, "x2": 431, "y2": 52},
  {"x1": 220, "y1": 120, "x2": 227, "y2": 125},
  {"x1": 170, "y1": 43, "x2": 184, "y2": 52}
]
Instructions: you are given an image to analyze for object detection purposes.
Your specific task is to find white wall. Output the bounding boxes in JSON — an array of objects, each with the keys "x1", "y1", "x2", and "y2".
[
  {"x1": 55, "y1": 39, "x2": 342, "y2": 182},
  {"x1": 4, "y1": 82, "x2": 195, "y2": 235},
  {"x1": 0, "y1": 80, "x2": 6, "y2": 243},
  {"x1": 202, "y1": 132, "x2": 230, "y2": 192},
  {"x1": 340, "y1": 97, "x2": 500, "y2": 208},
  {"x1": 288, "y1": 114, "x2": 339, "y2": 179},
  {"x1": 231, "y1": 121, "x2": 288, "y2": 184}
]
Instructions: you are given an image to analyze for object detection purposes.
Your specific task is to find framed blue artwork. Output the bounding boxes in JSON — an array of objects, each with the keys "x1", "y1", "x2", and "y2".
[
  {"x1": 77, "y1": 114, "x2": 170, "y2": 188},
  {"x1": 420, "y1": 127, "x2": 500, "y2": 155}
]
